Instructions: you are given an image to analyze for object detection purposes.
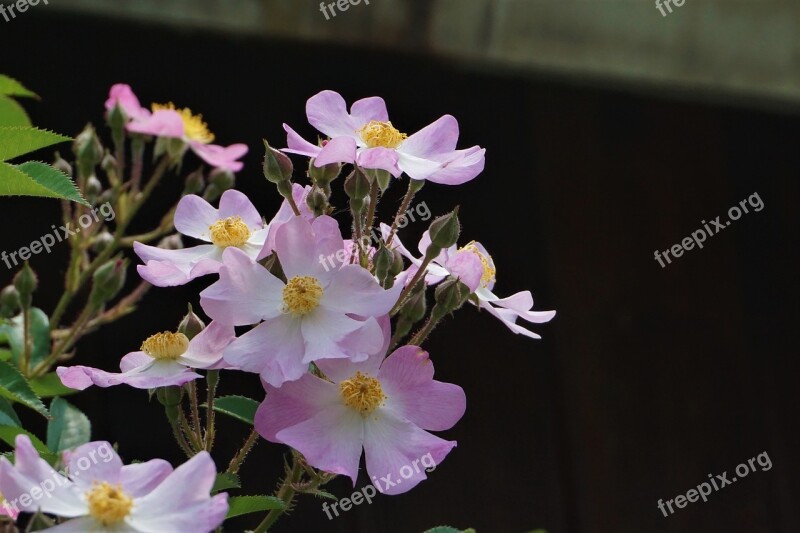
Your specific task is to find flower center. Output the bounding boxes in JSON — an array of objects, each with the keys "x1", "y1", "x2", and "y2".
[
  {"x1": 340, "y1": 372, "x2": 386, "y2": 415},
  {"x1": 209, "y1": 216, "x2": 252, "y2": 248},
  {"x1": 282, "y1": 276, "x2": 324, "y2": 315},
  {"x1": 152, "y1": 102, "x2": 215, "y2": 144},
  {"x1": 459, "y1": 241, "x2": 496, "y2": 288},
  {"x1": 140, "y1": 332, "x2": 189, "y2": 360},
  {"x1": 357, "y1": 120, "x2": 407, "y2": 149},
  {"x1": 87, "y1": 482, "x2": 133, "y2": 526}
]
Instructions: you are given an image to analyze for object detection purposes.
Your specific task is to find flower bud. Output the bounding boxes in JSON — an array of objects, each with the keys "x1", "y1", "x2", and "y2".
[
  {"x1": 263, "y1": 140, "x2": 294, "y2": 184},
  {"x1": 366, "y1": 168, "x2": 392, "y2": 193},
  {"x1": 344, "y1": 167, "x2": 371, "y2": 200},
  {"x1": 373, "y1": 243, "x2": 393, "y2": 285},
  {"x1": 210, "y1": 168, "x2": 235, "y2": 192},
  {"x1": 73, "y1": 124, "x2": 103, "y2": 177},
  {"x1": 389, "y1": 248, "x2": 405, "y2": 277},
  {"x1": 156, "y1": 386, "x2": 184, "y2": 408},
  {"x1": 177, "y1": 304, "x2": 205, "y2": 340},
  {"x1": 101, "y1": 152, "x2": 117, "y2": 174},
  {"x1": 91, "y1": 231, "x2": 115, "y2": 254},
  {"x1": 434, "y1": 278, "x2": 471, "y2": 315},
  {"x1": 108, "y1": 103, "x2": 127, "y2": 147},
  {"x1": 52, "y1": 152, "x2": 72, "y2": 177},
  {"x1": 309, "y1": 158, "x2": 341, "y2": 187},
  {"x1": 400, "y1": 281, "x2": 427, "y2": 324},
  {"x1": 183, "y1": 167, "x2": 205, "y2": 195},
  {"x1": 305, "y1": 187, "x2": 328, "y2": 217},
  {"x1": 85, "y1": 175, "x2": 102, "y2": 205},
  {"x1": 88, "y1": 258, "x2": 127, "y2": 310},
  {"x1": 0, "y1": 286, "x2": 21, "y2": 318},
  {"x1": 13, "y1": 262, "x2": 37, "y2": 309},
  {"x1": 427, "y1": 207, "x2": 460, "y2": 254}
]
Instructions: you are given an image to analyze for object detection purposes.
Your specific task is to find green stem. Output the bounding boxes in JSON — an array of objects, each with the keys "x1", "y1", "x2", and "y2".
[
  {"x1": 408, "y1": 308, "x2": 446, "y2": 346},
  {"x1": 226, "y1": 428, "x2": 260, "y2": 474},
  {"x1": 187, "y1": 381, "x2": 204, "y2": 447},
  {"x1": 390, "y1": 255, "x2": 434, "y2": 316},
  {"x1": 385, "y1": 180, "x2": 420, "y2": 247},
  {"x1": 204, "y1": 370, "x2": 220, "y2": 451},
  {"x1": 21, "y1": 308, "x2": 31, "y2": 376},
  {"x1": 253, "y1": 458, "x2": 303, "y2": 533}
]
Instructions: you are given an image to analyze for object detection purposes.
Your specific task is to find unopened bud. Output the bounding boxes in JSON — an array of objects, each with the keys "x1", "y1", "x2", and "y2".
[
  {"x1": 85, "y1": 175, "x2": 102, "y2": 204},
  {"x1": 52, "y1": 152, "x2": 72, "y2": 176},
  {"x1": 73, "y1": 124, "x2": 103, "y2": 177},
  {"x1": 309, "y1": 158, "x2": 341, "y2": 186},
  {"x1": 89, "y1": 258, "x2": 127, "y2": 310},
  {"x1": 427, "y1": 207, "x2": 460, "y2": 254},
  {"x1": 344, "y1": 167, "x2": 371, "y2": 200},
  {"x1": 156, "y1": 386, "x2": 184, "y2": 409},
  {"x1": 13, "y1": 262, "x2": 37, "y2": 309},
  {"x1": 108, "y1": 104, "x2": 127, "y2": 147},
  {"x1": 366, "y1": 168, "x2": 392, "y2": 193},
  {"x1": 210, "y1": 168, "x2": 235, "y2": 192},
  {"x1": 434, "y1": 278, "x2": 471, "y2": 315},
  {"x1": 263, "y1": 140, "x2": 294, "y2": 184},
  {"x1": 373, "y1": 244, "x2": 393, "y2": 284},
  {"x1": 400, "y1": 282, "x2": 427, "y2": 323},
  {"x1": 305, "y1": 187, "x2": 328, "y2": 217},
  {"x1": 184, "y1": 167, "x2": 205, "y2": 195},
  {"x1": 91, "y1": 231, "x2": 115, "y2": 254},
  {"x1": 389, "y1": 248, "x2": 405, "y2": 277},
  {"x1": 177, "y1": 304, "x2": 205, "y2": 340},
  {"x1": 101, "y1": 152, "x2": 117, "y2": 174},
  {"x1": 0, "y1": 286, "x2": 20, "y2": 317}
]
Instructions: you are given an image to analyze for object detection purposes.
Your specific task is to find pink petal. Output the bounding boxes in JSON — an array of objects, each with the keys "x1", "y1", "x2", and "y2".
[
  {"x1": 322, "y1": 264, "x2": 402, "y2": 316},
  {"x1": 275, "y1": 405, "x2": 364, "y2": 485},
  {"x1": 314, "y1": 136, "x2": 357, "y2": 166},
  {"x1": 217, "y1": 189, "x2": 263, "y2": 229},
  {"x1": 174, "y1": 194, "x2": 220, "y2": 240},
  {"x1": 56, "y1": 358, "x2": 200, "y2": 390},
  {"x1": 68, "y1": 441, "x2": 122, "y2": 489},
  {"x1": 424, "y1": 146, "x2": 486, "y2": 185},
  {"x1": 178, "y1": 321, "x2": 236, "y2": 369},
  {"x1": 306, "y1": 90, "x2": 359, "y2": 139},
  {"x1": 299, "y1": 309, "x2": 376, "y2": 363},
  {"x1": 127, "y1": 109, "x2": 185, "y2": 138},
  {"x1": 199, "y1": 247, "x2": 285, "y2": 325},
  {"x1": 399, "y1": 115, "x2": 459, "y2": 159},
  {"x1": 190, "y1": 142, "x2": 248, "y2": 173},
  {"x1": 105, "y1": 84, "x2": 150, "y2": 121},
  {"x1": 120, "y1": 459, "x2": 173, "y2": 497},
  {"x1": 134, "y1": 243, "x2": 222, "y2": 287},
  {"x1": 363, "y1": 410, "x2": 456, "y2": 495},
  {"x1": 350, "y1": 96, "x2": 389, "y2": 125},
  {"x1": 255, "y1": 375, "x2": 339, "y2": 442},
  {"x1": 443, "y1": 250, "x2": 484, "y2": 293},
  {"x1": 283, "y1": 124, "x2": 323, "y2": 158},
  {"x1": 379, "y1": 347, "x2": 466, "y2": 431},
  {"x1": 357, "y1": 147, "x2": 402, "y2": 177},
  {"x1": 274, "y1": 215, "x2": 343, "y2": 281}
]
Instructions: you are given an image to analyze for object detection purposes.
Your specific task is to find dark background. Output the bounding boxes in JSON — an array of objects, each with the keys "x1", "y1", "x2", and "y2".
[{"x1": 1, "y1": 7, "x2": 798, "y2": 533}]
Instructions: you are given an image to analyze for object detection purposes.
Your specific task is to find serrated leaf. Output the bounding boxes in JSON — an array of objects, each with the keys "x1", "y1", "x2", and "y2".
[
  {"x1": 47, "y1": 397, "x2": 91, "y2": 452},
  {"x1": 0, "y1": 75, "x2": 37, "y2": 98},
  {"x1": 0, "y1": 127, "x2": 70, "y2": 161},
  {"x1": 0, "y1": 397, "x2": 21, "y2": 427},
  {"x1": 30, "y1": 372, "x2": 79, "y2": 398},
  {"x1": 205, "y1": 395, "x2": 259, "y2": 426},
  {"x1": 0, "y1": 161, "x2": 87, "y2": 206},
  {"x1": 0, "y1": 308, "x2": 51, "y2": 369},
  {"x1": 0, "y1": 425, "x2": 56, "y2": 463},
  {"x1": 225, "y1": 495, "x2": 285, "y2": 519},
  {"x1": 212, "y1": 472, "x2": 241, "y2": 494},
  {"x1": 0, "y1": 360, "x2": 48, "y2": 417},
  {"x1": 0, "y1": 95, "x2": 32, "y2": 127}
]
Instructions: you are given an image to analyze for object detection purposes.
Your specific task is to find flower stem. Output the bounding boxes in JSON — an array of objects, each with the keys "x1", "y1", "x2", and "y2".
[
  {"x1": 385, "y1": 179, "x2": 423, "y2": 247},
  {"x1": 226, "y1": 428, "x2": 260, "y2": 474},
  {"x1": 187, "y1": 381, "x2": 204, "y2": 447},
  {"x1": 204, "y1": 370, "x2": 220, "y2": 451},
  {"x1": 390, "y1": 255, "x2": 434, "y2": 316},
  {"x1": 253, "y1": 457, "x2": 303, "y2": 533}
]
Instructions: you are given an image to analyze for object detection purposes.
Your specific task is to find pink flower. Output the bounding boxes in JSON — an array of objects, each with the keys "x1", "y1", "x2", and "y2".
[
  {"x1": 259, "y1": 183, "x2": 315, "y2": 259},
  {"x1": 284, "y1": 90, "x2": 485, "y2": 185},
  {"x1": 0, "y1": 435, "x2": 227, "y2": 532},
  {"x1": 135, "y1": 190, "x2": 269, "y2": 287},
  {"x1": 104, "y1": 84, "x2": 248, "y2": 172},
  {"x1": 56, "y1": 321, "x2": 235, "y2": 391},
  {"x1": 200, "y1": 215, "x2": 401, "y2": 387},
  {"x1": 385, "y1": 225, "x2": 556, "y2": 339},
  {"x1": 256, "y1": 346, "x2": 465, "y2": 495}
]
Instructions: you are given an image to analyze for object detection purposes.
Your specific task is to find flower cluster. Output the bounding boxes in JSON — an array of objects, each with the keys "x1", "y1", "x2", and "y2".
[{"x1": 0, "y1": 86, "x2": 555, "y2": 532}]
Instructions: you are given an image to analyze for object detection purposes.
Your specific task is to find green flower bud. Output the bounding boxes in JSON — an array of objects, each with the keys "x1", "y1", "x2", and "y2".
[
  {"x1": 389, "y1": 248, "x2": 405, "y2": 277},
  {"x1": 305, "y1": 187, "x2": 328, "y2": 217},
  {"x1": 210, "y1": 168, "x2": 235, "y2": 193},
  {"x1": 156, "y1": 386, "x2": 184, "y2": 408},
  {"x1": 52, "y1": 152, "x2": 73, "y2": 177},
  {"x1": 0, "y1": 286, "x2": 21, "y2": 318},
  {"x1": 434, "y1": 278, "x2": 471, "y2": 315},
  {"x1": 427, "y1": 207, "x2": 461, "y2": 253},
  {"x1": 85, "y1": 175, "x2": 102, "y2": 205},
  {"x1": 183, "y1": 167, "x2": 205, "y2": 195},
  {"x1": 73, "y1": 124, "x2": 103, "y2": 177},
  {"x1": 400, "y1": 282, "x2": 428, "y2": 323},
  {"x1": 13, "y1": 262, "x2": 37, "y2": 309},
  {"x1": 89, "y1": 258, "x2": 127, "y2": 310},
  {"x1": 309, "y1": 157, "x2": 341, "y2": 186},
  {"x1": 263, "y1": 140, "x2": 294, "y2": 184},
  {"x1": 373, "y1": 243, "x2": 393, "y2": 284},
  {"x1": 344, "y1": 167, "x2": 371, "y2": 200},
  {"x1": 177, "y1": 304, "x2": 206, "y2": 340},
  {"x1": 91, "y1": 231, "x2": 115, "y2": 254}
]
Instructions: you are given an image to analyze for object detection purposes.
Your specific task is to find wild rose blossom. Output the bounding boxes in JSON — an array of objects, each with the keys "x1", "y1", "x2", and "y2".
[
  {"x1": 56, "y1": 321, "x2": 235, "y2": 391},
  {"x1": 256, "y1": 345, "x2": 465, "y2": 495},
  {"x1": 105, "y1": 83, "x2": 248, "y2": 172},
  {"x1": 0, "y1": 435, "x2": 227, "y2": 532},
  {"x1": 200, "y1": 215, "x2": 401, "y2": 387},
  {"x1": 283, "y1": 90, "x2": 486, "y2": 185},
  {"x1": 134, "y1": 189, "x2": 269, "y2": 287},
  {"x1": 384, "y1": 225, "x2": 556, "y2": 339}
]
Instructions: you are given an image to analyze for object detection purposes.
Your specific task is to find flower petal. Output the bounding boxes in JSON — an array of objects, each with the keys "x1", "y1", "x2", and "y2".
[
  {"x1": 357, "y1": 147, "x2": 402, "y2": 177},
  {"x1": 321, "y1": 264, "x2": 401, "y2": 317},
  {"x1": 178, "y1": 321, "x2": 236, "y2": 369},
  {"x1": 190, "y1": 142, "x2": 248, "y2": 173},
  {"x1": 424, "y1": 146, "x2": 486, "y2": 185},
  {"x1": 68, "y1": 441, "x2": 122, "y2": 490},
  {"x1": 255, "y1": 375, "x2": 339, "y2": 442},
  {"x1": 174, "y1": 194, "x2": 219, "y2": 240},
  {"x1": 399, "y1": 115, "x2": 459, "y2": 159},
  {"x1": 134, "y1": 243, "x2": 222, "y2": 287},
  {"x1": 350, "y1": 96, "x2": 389, "y2": 125},
  {"x1": 127, "y1": 109, "x2": 184, "y2": 138},
  {"x1": 314, "y1": 136, "x2": 357, "y2": 167},
  {"x1": 306, "y1": 90, "x2": 359, "y2": 139},
  {"x1": 119, "y1": 459, "x2": 173, "y2": 498},
  {"x1": 283, "y1": 124, "x2": 323, "y2": 158},
  {"x1": 217, "y1": 189, "x2": 263, "y2": 229}
]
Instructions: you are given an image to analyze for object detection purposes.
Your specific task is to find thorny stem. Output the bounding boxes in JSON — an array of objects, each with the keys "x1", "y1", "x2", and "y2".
[
  {"x1": 253, "y1": 457, "x2": 304, "y2": 533},
  {"x1": 204, "y1": 370, "x2": 220, "y2": 451},
  {"x1": 226, "y1": 428, "x2": 260, "y2": 475},
  {"x1": 188, "y1": 381, "x2": 204, "y2": 447},
  {"x1": 385, "y1": 179, "x2": 420, "y2": 247},
  {"x1": 390, "y1": 254, "x2": 434, "y2": 315}
]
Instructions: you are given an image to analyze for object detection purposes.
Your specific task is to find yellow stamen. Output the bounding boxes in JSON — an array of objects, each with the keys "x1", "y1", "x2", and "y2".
[
  {"x1": 86, "y1": 482, "x2": 133, "y2": 526},
  {"x1": 140, "y1": 332, "x2": 189, "y2": 360},
  {"x1": 340, "y1": 372, "x2": 386, "y2": 415},
  {"x1": 357, "y1": 120, "x2": 407, "y2": 149},
  {"x1": 282, "y1": 276, "x2": 324, "y2": 315},
  {"x1": 459, "y1": 241, "x2": 496, "y2": 288},
  {"x1": 152, "y1": 102, "x2": 215, "y2": 144},
  {"x1": 209, "y1": 216, "x2": 251, "y2": 248}
]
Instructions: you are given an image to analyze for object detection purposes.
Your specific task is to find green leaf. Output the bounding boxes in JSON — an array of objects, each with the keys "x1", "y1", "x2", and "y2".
[
  {"x1": 0, "y1": 397, "x2": 21, "y2": 427},
  {"x1": 225, "y1": 495, "x2": 285, "y2": 519},
  {"x1": 0, "y1": 95, "x2": 32, "y2": 127},
  {"x1": 0, "y1": 127, "x2": 70, "y2": 161},
  {"x1": 47, "y1": 397, "x2": 91, "y2": 452},
  {"x1": 30, "y1": 372, "x2": 79, "y2": 398},
  {"x1": 0, "y1": 75, "x2": 38, "y2": 98},
  {"x1": 0, "y1": 360, "x2": 48, "y2": 417},
  {"x1": 0, "y1": 425, "x2": 56, "y2": 462},
  {"x1": 206, "y1": 395, "x2": 259, "y2": 426},
  {"x1": 0, "y1": 308, "x2": 51, "y2": 368},
  {"x1": 0, "y1": 161, "x2": 87, "y2": 206},
  {"x1": 212, "y1": 472, "x2": 241, "y2": 494},
  {"x1": 0, "y1": 350, "x2": 11, "y2": 362}
]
